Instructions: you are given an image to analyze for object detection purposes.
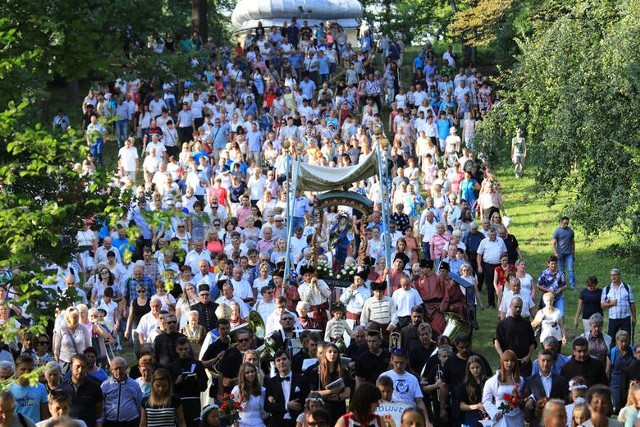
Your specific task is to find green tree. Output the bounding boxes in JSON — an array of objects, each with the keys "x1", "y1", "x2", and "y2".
[{"x1": 476, "y1": 0, "x2": 640, "y2": 239}]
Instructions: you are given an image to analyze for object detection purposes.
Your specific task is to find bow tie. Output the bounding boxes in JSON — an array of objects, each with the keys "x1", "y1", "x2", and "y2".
[{"x1": 279, "y1": 376, "x2": 290, "y2": 382}]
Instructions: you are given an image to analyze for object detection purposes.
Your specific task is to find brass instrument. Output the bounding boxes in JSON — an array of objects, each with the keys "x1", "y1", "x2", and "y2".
[
  {"x1": 389, "y1": 331, "x2": 402, "y2": 352},
  {"x1": 211, "y1": 310, "x2": 266, "y2": 377},
  {"x1": 256, "y1": 337, "x2": 278, "y2": 364},
  {"x1": 229, "y1": 310, "x2": 266, "y2": 340},
  {"x1": 430, "y1": 312, "x2": 472, "y2": 357}
]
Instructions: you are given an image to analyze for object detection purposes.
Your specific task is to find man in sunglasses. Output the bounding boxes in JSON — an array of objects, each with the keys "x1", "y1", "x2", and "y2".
[
  {"x1": 153, "y1": 313, "x2": 186, "y2": 368},
  {"x1": 220, "y1": 329, "x2": 254, "y2": 393}
]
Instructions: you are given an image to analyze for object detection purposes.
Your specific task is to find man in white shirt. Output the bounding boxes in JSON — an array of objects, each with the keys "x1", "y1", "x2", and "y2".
[
  {"x1": 185, "y1": 239, "x2": 212, "y2": 272},
  {"x1": 118, "y1": 137, "x2": 139, "y2": 181},
  {"x1": 499, "y1": 276, "x2": 536, "y2": 320},
  {"x1": 477, "y1": 226, "x2": 507, "y2": 308},
  {"x1": 215, "y1": 282, "x2": 249, "y2": 318},
  {"x1": 378, "y1": 350, "x2": 431, "y2": 424},
  {"x1": 230, "y1": 267, "x2": 255, "y2": 310},
  {"x1": 145, "y1": 134, "x2": 167, "y2": 163},
  {"x1": 392, "y1": 275, "x2": 424, "y2": 329},
  {"x1": 253, "y1": 286, "x2": 276, "y2": 324}
]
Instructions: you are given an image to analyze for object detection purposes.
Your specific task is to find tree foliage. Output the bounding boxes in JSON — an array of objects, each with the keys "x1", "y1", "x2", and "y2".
[
  {"x1": 360, "y1": 0, "x2": 452, "y2": 45},
  {"x1": 476, "y1": 0, "x2": 640, "y2": 239}
]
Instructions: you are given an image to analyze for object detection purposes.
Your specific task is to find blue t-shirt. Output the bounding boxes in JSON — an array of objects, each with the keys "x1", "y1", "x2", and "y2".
[
  {"x1": 9, "y1": 382, "x2": 48, "y2": 422},
  {"x1": 552, "y1": 226, "x2": 575, "y2": 255}
]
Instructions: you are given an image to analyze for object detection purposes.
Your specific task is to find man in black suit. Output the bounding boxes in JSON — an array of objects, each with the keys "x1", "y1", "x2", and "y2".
[
  {"x1": 523, "y1": 349, "x2": 569, "y2": 427},
  {"x1": 265, "y1": 349, "x2": 309, "y2": 427},
  {"x1": 220, "y1": 328, "x2": 253, "y2": 393},
  {"x1": 494, "y1": 297, "x2": 537, "y2": 376},
  {"x1": 269, "y1": 312, "x2": 303, "y2": 359},
  {"x1": 190, "y1": 284, "x2": 219, "y2": 331}
]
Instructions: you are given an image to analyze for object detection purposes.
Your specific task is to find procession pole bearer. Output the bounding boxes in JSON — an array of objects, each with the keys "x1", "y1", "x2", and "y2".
[
  {"x1": 284, "y1": 147, "x2": 302, "y2": 285},
  {"x1": 373, "y1": 128, "x2": 392, "y2": 295}
]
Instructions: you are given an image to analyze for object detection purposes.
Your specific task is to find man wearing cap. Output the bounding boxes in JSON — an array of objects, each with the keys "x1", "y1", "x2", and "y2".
[
  {"x1": 272, "y1": 270, "x2": 301, "y2": 313},
  {"x1": 601, "y1": 268, "x2": 636, "y2": 337},
  {"x1": 361, "y1": 281, "x2": 398, "y2": 336},
  {"x1": 439, "y1": 262, "x2": 467, "y2": 318},
  {"x1": 476, "y1": 226, "x2": 507, "y2": 308},
  {"x1": 340, "y1": 270, "x2": 371, "y2": 326},
  {"x1": 386, "y1": 254, "x2": 409, "y2": 294},
  {"x1": 190, "y1": 284, "x2": 219, "y2": 332},
  {"x1": 298, "y1": 266, "x2": 330, "y2": 329}
]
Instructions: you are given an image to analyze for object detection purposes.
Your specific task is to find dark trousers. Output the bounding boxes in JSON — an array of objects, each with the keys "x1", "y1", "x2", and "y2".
[
  {"x1": 482, "y1": 262, "x2": 499, "y2": 307},
  {"x1": 608, "y1": 316, "x2": 631, "y2": 338}
]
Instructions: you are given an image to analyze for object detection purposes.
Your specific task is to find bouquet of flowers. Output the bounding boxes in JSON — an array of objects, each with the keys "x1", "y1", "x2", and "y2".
[
  {"x1": 316, "y1": 260, "x2": 334, "y2": 280},
  {"x1": 218, "y1": 393, "x2": 242, "y2": 424},
  {"x1": 336, "y1": 263, "x2": 358, "y2": 282},
  {"x1": 498, "y1": 383, "x2": 526, "y2": 414}
]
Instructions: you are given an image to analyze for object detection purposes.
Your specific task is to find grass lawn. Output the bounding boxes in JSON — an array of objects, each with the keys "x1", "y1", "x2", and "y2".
[{"x1": 471, "y1": 166, "x2": 639, "y2": 369}]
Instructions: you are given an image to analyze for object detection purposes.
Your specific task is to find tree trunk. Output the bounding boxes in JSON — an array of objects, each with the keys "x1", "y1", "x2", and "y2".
[
  {"x1": 67, "y1": 80, "x2": 79, "y2": 104},
  {"x1": 192, "y1": 0, "x2": 208, "y2": 39},
  {"x1": 449, "y1": 0, "x2": 457, "y2": 12}
]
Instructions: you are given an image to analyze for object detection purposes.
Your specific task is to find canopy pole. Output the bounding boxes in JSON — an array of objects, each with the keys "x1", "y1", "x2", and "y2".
[
  {"x1": 284, "y1": 153, "x2": 302, "y2": 283},
  {"x1": 375, "y1": 143, "x2": 392, "y2": 295}
]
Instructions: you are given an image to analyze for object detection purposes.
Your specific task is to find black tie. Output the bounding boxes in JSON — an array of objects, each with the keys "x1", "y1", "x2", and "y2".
[{"x1": 279, "y1": 376, "x2": 290, "y2": 382}]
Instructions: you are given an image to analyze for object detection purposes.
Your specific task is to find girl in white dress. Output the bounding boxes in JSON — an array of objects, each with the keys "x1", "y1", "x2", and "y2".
[
  {"x1": 482, "y1": 350, "x2": 525, "y2": 427},
  {"x1": 231, "y1": 362, "x2": 268, "y2": 427}
]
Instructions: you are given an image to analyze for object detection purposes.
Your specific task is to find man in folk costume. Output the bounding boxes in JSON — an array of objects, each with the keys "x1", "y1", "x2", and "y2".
[
  {"x1": 298, "y1": 266, "x2": 331, "y2": 330},
  {"x1": 417, "y1": 259, "x2": 447, "y2": 336}
]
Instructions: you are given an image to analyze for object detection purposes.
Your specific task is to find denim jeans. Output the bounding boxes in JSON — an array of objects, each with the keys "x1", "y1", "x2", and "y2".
[
  {"x1": 116, "y1": 119, "x2": 129, "y2": 148},
  {"x1": 558, "y1": 252, "x2": 575, "y2": 287},
  {"x1": 90, "y1": 137, "x2": 104, "y2": 165}
]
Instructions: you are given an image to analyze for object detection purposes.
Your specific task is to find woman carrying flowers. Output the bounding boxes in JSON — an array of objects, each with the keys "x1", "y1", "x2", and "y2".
[{"x1": 481, "y1": 350, "x2": 525, "y2": 427}]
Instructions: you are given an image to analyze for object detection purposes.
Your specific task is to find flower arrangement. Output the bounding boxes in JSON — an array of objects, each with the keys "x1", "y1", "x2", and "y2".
[
  {"x1": 336, "y1": 263, "x2": 358, "y2": 281},
  {"x1": 316, "y1": 260, "x2": 333, "y2": 279},
  {"x1": 218, "y1": 393, "x2": 242, "y2": 424},
  {"x1": 498, "y1": 383, "x2": 526, "y2": 414}
]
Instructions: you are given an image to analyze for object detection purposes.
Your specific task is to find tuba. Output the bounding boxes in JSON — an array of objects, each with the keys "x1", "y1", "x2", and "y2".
[
  {"x1": 212, "y1": 310, "x2": 266, "y2": 377},
  {"x1": 430, "y1": 312, "x2": 472, "y2": 357},
  {"x1": 228, "y1": 310, "x2": 266, "y2": 339}
]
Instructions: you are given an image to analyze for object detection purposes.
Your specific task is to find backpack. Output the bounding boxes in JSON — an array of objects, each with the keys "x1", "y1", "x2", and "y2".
[{"x1": 603, "y1": 282, "x2": 630, "y2": 300}]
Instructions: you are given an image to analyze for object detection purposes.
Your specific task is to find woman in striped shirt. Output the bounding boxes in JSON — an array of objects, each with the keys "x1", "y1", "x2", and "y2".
[{"x1": 140, "y1": 368, "x2": 187, "y2": 427}]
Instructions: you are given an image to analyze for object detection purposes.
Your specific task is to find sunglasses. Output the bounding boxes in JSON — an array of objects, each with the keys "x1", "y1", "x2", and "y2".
[
  {"x1": 200, "y1": 293, "x2": 210, "y2": 296},
  {"x1": 238, "y1": 338, "x2": 251, "y2": 343},
  {"x1": 165, "y1": 321, "x2": 177, "y2": 325},
  {"x1": 37, "y1": 341, "x2": 49, "y2": 345}
]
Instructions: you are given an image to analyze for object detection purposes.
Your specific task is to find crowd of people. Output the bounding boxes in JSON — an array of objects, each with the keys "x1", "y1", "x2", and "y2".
[{"x1": 13, "y1": 16, "x2": 636, "y2": 427}]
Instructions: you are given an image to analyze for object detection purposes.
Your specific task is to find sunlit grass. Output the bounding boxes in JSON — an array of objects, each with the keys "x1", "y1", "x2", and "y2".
[{"x1": 472, "y1": 167, "x2": 638, "y2": 368}]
